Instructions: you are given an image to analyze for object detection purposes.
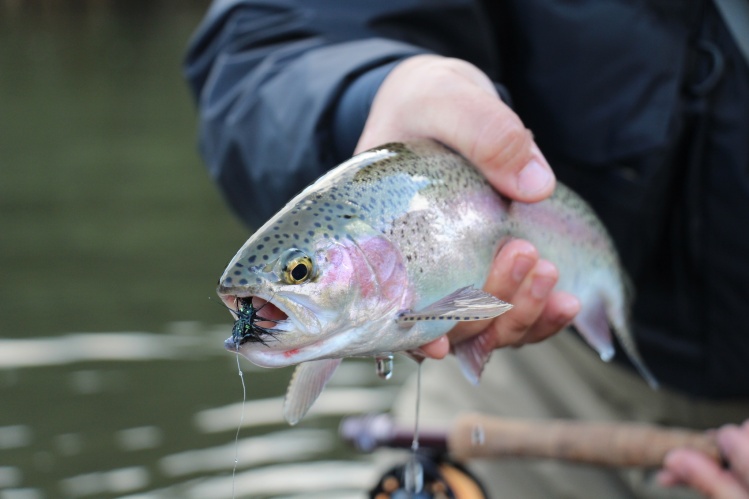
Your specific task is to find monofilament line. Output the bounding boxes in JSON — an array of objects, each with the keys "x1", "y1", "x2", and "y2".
[
  {"x1": 232, "y1": 351, "x2": 246, "y2": 499},
  {"x1": 404, "y1": 362, "x2": 424, "y2": 494},
  {"x1": 412, "y1": 362, "x2": 421, "y2": 453}
]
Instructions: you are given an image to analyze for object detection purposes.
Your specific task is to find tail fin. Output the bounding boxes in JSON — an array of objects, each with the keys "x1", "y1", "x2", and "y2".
[
  {"x1": 619, "y1": 338, "x2": 659, "y2": 390},
  {"x1": 608, "y1": 306, "x2": 659, "y2": 390}
]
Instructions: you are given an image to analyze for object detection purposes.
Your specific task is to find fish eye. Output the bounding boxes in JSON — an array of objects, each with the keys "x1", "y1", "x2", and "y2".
[{"x1": 280, "y1": 248, "x2": 314, "y2": 284}]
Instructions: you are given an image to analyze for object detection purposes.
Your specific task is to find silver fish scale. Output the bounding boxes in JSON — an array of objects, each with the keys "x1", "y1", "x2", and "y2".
[
  {"x1": 223, "y1": 142, "x2": 506, "y2": 290},
  {"x1": 369, "y1": 143, "x2": 508, "y2": 302}
]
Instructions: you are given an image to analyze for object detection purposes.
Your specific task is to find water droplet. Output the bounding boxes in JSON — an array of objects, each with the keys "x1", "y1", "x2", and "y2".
[{"x1": 375, "y1": 355, "x2": 394, "y2": 379}]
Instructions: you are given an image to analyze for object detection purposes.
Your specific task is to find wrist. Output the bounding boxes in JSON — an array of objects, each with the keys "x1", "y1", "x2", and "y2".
[{"x1": 332, "y1": 59, "x2": 408, "y2": 160}]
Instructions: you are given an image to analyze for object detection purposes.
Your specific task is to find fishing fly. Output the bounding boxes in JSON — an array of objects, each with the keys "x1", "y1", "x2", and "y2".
[{"x1": 230, "y1": 297, "x2": 280, "y2": 346}]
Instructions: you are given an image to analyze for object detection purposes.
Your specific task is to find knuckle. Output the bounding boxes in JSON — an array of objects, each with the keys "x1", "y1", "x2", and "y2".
[{"x1": 490, "y1": 310, "x2": 532, "y2": 344}]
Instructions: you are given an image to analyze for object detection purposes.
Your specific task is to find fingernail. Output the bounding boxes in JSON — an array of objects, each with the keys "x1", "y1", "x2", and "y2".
[
  {"x1": 512, "y1": 255, "x2": 534, "y2": 283},
  {"x1": 517, "y1": 158, "x2": 553, "y2": 197},
  {"x1": 531, "y1": 275, "x2": 555, "y2": 299}
]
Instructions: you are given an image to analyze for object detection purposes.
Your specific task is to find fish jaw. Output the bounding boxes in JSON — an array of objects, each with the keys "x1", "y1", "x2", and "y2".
[
  {"x1": 219, "y1": 289, "x2": 372, "y2": 367},
  {"x1": 219, "y1": 287, "x2": 406, "y2": 367},
  {"x1": 218, "y1": 290, "x2": 328, "y2": 367}
]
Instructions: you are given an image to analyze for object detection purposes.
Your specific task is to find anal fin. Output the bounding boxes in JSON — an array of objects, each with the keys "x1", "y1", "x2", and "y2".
[{"x1": 283, "y1": 358, "x2": 342, "y2": 425}]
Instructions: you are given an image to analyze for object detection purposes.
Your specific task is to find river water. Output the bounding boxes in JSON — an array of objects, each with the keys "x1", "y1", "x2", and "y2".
[{"x1": 0, "y1": 3, "x2": 415, "y2": 497}]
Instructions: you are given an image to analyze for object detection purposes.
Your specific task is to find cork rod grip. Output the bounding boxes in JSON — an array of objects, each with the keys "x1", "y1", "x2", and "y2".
[{"x1": 449, "y1": 413, "x2": 721, "y2": 468}]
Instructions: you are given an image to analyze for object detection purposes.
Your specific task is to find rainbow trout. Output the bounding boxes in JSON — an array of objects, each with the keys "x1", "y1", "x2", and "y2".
[{"x1": 218, "y1": 140, "x2": 656, "y2": 424}]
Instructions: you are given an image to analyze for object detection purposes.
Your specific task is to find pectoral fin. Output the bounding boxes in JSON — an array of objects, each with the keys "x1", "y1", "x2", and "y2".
[
  {"x1": 397, "y1": 286, "x2": 511, "y2": 385},
  {"x1": 397, "y1": 286, "x2": 512, "y2": 324},
  {"x1": 283, "y1": 358, "x2": 342, "y2": 425}
]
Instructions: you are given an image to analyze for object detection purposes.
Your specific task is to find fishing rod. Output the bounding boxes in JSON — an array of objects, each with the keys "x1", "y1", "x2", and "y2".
[
  {"x1": 341, "y1": 412, "x2": 721, "y2": 468},
  {"x1": 342, "y1": 413, "x2": 722, "y2": 498}
]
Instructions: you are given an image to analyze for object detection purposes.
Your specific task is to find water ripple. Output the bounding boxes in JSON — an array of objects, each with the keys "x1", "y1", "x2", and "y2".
[
  {"x1": 195, "y1": 387, "x2": 398, "y2": 432},
  {"x1": 0, "y1": 332, "x2": 211, "y2": 368}
]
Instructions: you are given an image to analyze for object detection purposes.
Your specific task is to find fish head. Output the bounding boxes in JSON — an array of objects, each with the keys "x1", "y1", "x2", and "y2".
[{"x1": 218, "y1": 203, "x2": 411, "y2": 368}]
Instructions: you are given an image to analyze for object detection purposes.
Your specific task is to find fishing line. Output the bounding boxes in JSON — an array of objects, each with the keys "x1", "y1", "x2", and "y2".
[
  {"x1": 412, "y1": 362, "x2": 422, "y2": 453},
  {"x1": 231, "y1": 346, "x2": 246, "y2": 499},
  {"x1": 208, "y1": 296, "x2": 244, "y2": 496},
  {"x1": 207, "y1": 295, "x2": 249, "y2": 497},
  {"x1": 405, "y1": 362, "x2": 424, "y2": 494}
]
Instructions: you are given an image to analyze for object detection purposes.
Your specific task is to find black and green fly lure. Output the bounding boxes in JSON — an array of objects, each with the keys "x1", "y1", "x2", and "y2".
[{"x1": 230, "y1": 297, "x2": 280, "y2": 347}]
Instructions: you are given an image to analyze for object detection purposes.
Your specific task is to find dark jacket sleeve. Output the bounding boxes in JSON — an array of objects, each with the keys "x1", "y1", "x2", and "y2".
[{"x1": 183, "y1": 0, "x2": 497, "y2": 228}]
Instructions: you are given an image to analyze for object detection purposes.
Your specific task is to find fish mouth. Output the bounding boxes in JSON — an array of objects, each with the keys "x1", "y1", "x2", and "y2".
[
  {"x1": 219, "y1": 290, "x2": 332, "y2": 367},
  {"x1": 244, "y1": 296, "x2": 288, "y2": 328},
  {"x1": 221, "y1": 294, "x2": 289, "y2": 344},
  {"x1": 220, "y1": 290, "x2": 318, "y2": 344},
  {"x1": 220, "y1": 294, "x2": 290, "y2": 335}
]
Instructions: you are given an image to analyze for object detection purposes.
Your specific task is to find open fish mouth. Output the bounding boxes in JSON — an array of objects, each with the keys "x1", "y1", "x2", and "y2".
[
  {"x1": 245, "y1": 296, "x2": 288, "y2": 329},
  {"x1": 220, "y1": 294, "x2": 291, "y2": 349},
  {"x1": 219, "y1": 289, "x2": 325, "y2": 366},
  {"x1": 220, "y1": 294, "x2": 289, "y2": 322}
]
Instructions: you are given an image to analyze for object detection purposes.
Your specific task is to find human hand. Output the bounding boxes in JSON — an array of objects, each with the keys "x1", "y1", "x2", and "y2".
[
  {"x1": 355, "y1": 55, "x2": 580, "y2": 358},
  {"x1": 658, "y1": 421, "x2": 749, "y2": 499}
]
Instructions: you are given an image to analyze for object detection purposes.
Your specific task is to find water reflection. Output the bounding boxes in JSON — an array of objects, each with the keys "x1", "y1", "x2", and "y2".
[
  {"x1": 0, "y1": 332, "x2": 212, "y2": 369},
  {"x1": 1, "y1": 325, "x2": 413, "y2": 498},
  {"x1": 60, "y1": 467, "x2": 150, "y2": 498},
  {"x1": 195, "y1": 386, "x2": 399, "y2": 432},
  {"x1": 115, "y1": 427, "x2": 164, "y2": 453},
  {"x1": 184, "y1": 461, "x2": 380, "y2": 499},
  {"x1": 160, "y1": 429, "x2": 334, "y2": 476},
  {"x1": 0, "y1": 427, "x2": 32, "y2": 451},
  {"x1": 0, "y1": 467, "x2": 23, "y2": 489}
]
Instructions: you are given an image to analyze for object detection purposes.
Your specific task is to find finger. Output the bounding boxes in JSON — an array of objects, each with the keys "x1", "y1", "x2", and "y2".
[
  {"x1": 664, "y1": 449, "x2": 749, "y2": 499},
  {"x1": 417, "y1": 335, "x2": 450, "y2": 360},
  {"x1": 451, "y1": 257, "x2": 565, "y2": 349},
  {"x1": 357, "y1": 55, "x2": 555, "y2": 202},
  {"x1": 485, "y1": 239, "x2": 539, "y2": 300},
  {"x1": 487, "y1": 258, "x2": 560, "y2": 349},
  {"x1": 447, "y1": 239, "x2": 539, "y2": 345},
  {"x1": 718, "y1": 424, "x2": 749, "y2": 491},
  {"x1": 516, "y1": 290, "x2": 580, "y2": 345}
]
